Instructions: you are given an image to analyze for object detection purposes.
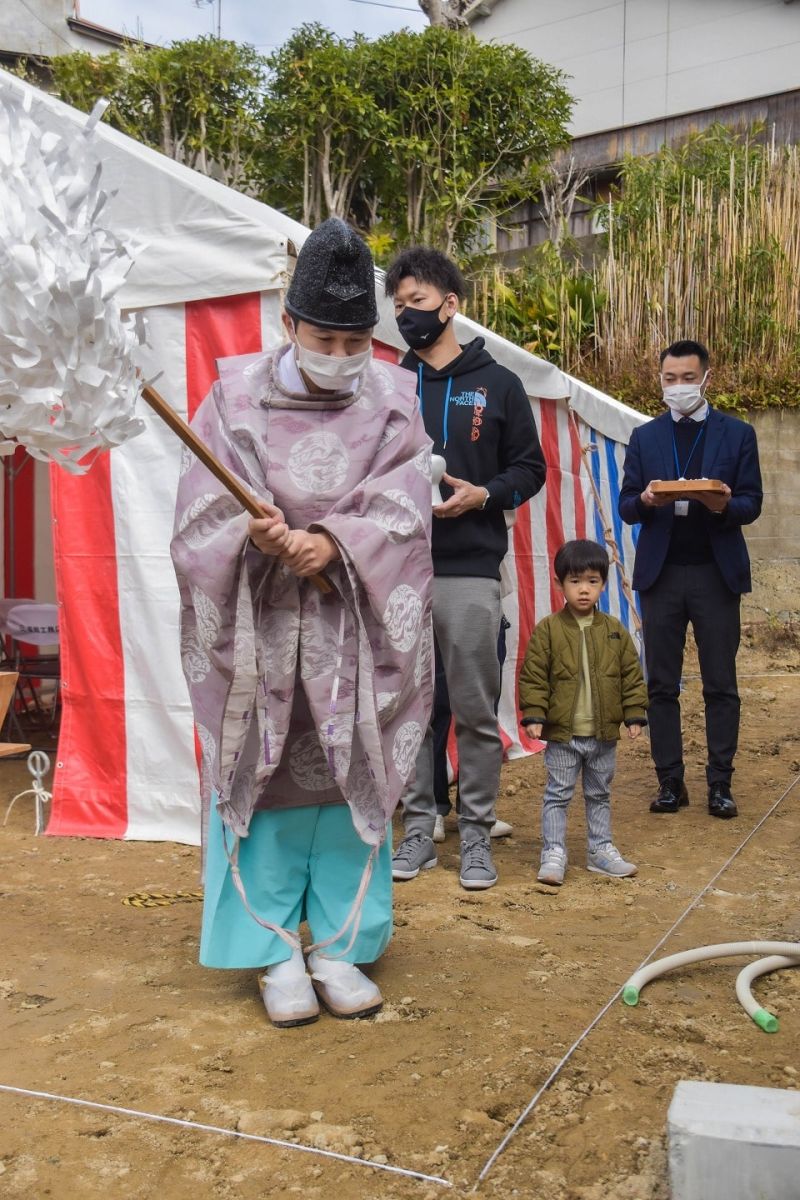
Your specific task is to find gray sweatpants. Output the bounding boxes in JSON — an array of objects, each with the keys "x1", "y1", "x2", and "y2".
[
  {"x1": 541, "y1": 737, "x2": 616, "y2": 857},
  {"x1": 401, "y1": 575, "x2": 502, "y2": 842}
]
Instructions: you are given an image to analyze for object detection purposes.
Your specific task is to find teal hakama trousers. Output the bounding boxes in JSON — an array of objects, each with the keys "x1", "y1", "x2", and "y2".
[{"x1": 200, "y1": 800, "x2": 393, "y2": 969}]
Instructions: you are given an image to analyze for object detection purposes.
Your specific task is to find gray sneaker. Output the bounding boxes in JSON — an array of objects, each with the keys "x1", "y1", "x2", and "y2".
[
  {"x1": 459, "y1": 835, "x2": 498, "y2": 890},
  {"x1": 537, "y1": 847, "x2": 567, "y2": 886},
  {"x1": 392, "y1": 833, "x2": 437, "y2": 881},
  {"x1": 587, "y1": 844, "x2": 637, "y2": 878}
]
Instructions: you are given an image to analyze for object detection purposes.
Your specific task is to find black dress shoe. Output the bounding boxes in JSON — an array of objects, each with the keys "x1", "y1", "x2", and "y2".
[
  {"x1": 649, "y1": 778, "x2": 689, "y2": 813},
  {"x1": 708, "y1": 782, "x2": 738, "y2": 819}
]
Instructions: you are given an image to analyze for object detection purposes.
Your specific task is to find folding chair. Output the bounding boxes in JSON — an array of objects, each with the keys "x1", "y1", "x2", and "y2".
[{"x1": 6, "y1": 603, "x2": 60, "y2": 729}]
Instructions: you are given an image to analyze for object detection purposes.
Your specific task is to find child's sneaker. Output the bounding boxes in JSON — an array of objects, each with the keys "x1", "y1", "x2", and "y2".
[
  {"x1": 537, "y1": 847, "x2": 567, "y2": 885},
  {"x1": 586, "y1": 844, "x2": 637, "y2": 878},
  {"x1": 432, "y1": 814, "x2": 446, "y2": 843}
]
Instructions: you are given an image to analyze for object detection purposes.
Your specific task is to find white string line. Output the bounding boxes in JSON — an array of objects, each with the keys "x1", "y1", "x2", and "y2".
[
  {"x1": 0, "y1": 1085, "x2": 451, "y2": 1189},
  {"x1": 474, "y1": 772, "x2": 800, "y2": 1188}
]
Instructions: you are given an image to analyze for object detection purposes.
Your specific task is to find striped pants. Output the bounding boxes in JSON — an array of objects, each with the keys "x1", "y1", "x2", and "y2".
[{"x1": 541, "y1": 737, "x2": 616, "y2": 856}]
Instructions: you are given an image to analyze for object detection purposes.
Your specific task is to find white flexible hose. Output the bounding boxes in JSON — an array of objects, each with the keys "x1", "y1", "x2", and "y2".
[
  {"x1": 735, "y1": 955, "x2": 800, "y2": 1033},
  {"x1": 622, "y1": 941, "x2": 800, "y2": 1033}
]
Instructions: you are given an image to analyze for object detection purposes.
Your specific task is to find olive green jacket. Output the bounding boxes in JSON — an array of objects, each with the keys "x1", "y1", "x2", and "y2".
[{"x1": 519, "y1": 608, "x2": 648, "y2": 743}]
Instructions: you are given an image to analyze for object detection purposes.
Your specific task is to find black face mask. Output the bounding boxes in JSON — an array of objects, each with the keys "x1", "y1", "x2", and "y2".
[{"x1": 396, "y1": 303, "x2": 450, "y2": 350}]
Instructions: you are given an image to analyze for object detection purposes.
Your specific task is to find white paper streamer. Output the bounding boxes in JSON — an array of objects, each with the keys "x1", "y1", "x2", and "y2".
[{"x1": 0, "y1": 92, "x2": 145, "y2": 471}]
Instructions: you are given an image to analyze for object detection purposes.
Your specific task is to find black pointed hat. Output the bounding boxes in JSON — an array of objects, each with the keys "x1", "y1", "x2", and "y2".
[{"x1": 285, "y1": 218, "x2": 378, "y2": 330}]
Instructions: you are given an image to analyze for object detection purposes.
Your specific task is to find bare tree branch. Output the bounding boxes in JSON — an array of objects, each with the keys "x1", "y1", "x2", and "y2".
[{"x1": 417, "y1": 0, "x2": 469, "y2": 29}]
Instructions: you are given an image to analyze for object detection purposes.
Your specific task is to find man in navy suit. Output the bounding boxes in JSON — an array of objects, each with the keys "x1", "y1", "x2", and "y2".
[{"x1": 619, "y1": 340, "x2": 762, "y2": 819}]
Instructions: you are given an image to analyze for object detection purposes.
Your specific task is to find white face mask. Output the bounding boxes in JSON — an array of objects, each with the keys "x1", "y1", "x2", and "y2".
[
  {"x1": 294, "y1": 340, "x2": 371, "y2": 392},
  {"x1": 661, "y1": 371, "x2": 708, "y2": 415}
]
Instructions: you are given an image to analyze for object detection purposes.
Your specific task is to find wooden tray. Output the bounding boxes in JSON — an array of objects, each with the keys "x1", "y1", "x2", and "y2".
[{"x1": 651, "y1": 478, "x2": 726, "y2": 498}]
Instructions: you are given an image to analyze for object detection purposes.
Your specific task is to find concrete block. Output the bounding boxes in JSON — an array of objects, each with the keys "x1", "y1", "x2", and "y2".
[{"x1": 668, "y1": 1081, "x2": 800, "y2": 1200}]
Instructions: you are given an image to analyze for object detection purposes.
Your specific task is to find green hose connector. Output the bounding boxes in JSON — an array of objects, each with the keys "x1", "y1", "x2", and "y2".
[
  {"x1": 622, "y1": 984, "x2": 640, "y2": 1006},
  {"x1": 752, "y1": 1007, "x2": 779, "y2": 1034}
]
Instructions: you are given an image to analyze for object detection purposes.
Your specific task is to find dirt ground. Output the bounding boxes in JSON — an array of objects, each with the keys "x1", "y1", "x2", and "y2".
[{"x1": 1, "y1": 625, "x2": 799, "y2": 1200}]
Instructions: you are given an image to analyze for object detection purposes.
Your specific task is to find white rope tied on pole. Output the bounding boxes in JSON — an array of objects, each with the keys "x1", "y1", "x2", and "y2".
[{"x1": 0, "y1": 91, "x2": 146, "y2": 470}]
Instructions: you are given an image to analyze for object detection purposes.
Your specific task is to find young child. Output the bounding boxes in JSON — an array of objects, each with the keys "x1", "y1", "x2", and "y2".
[{"x1": 519, "y1": 539, "x2": 648, "y2": 885}]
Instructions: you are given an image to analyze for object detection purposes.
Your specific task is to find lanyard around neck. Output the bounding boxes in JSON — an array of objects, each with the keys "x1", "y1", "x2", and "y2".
[
  {"x1": 417, "y1": 364, "x2": 454, "y2": 449},
  {"x1": 672, "y1": 421, "x2": 706, "y2": 479}
]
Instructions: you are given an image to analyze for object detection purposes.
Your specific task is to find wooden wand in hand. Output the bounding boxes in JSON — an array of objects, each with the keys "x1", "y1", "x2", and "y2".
[{"x1": 141, "y1": 384, "x2": 331, "y2": 594}]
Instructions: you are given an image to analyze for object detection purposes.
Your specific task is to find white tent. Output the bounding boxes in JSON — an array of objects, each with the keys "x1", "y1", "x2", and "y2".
[{"x1": 0, "y1": 68, "x2": 647, "y2": 842}]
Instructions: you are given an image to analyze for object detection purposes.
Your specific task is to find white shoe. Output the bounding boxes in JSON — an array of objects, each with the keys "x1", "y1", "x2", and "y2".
[
  {"x1": 586, "y1": 844, "x2": 638, "y2": 878},
  {"x1": 537, "y1": 847, "x2": 568, "y2": 886},
  {"x1": 433, "y1": 814, "x2": 446, "y2": 843},
  {"x1": 490, "y1": 818, "x2": 513, "y2": 838},
  {"x1": 307, "y1": 950, "x2": 383, "y2": 1019},
  {"x1": 258, "y1": 946, "x2": 319, "y2": 1028}
]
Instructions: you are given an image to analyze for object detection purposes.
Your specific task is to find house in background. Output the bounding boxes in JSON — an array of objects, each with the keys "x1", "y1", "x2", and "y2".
[
  {"x1": 0, "y1": 1, "x2": 142, "y2": 75},
  {"x1": 465, "y1": 0, "x2": 800, "y2": 258}
]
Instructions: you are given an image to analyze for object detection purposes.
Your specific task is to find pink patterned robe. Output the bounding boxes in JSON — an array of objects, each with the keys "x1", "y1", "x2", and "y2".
[{"x1": 171, "y1": 345, "x2": 434, "y2": 850}]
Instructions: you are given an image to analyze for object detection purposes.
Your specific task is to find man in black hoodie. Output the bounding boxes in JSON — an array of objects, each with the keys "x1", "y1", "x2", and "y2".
[{"x1": 385, "y1": 247, "x2": 547, "y2": 890}]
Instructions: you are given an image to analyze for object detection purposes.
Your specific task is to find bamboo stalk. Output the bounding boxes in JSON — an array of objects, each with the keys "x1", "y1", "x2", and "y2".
[
  {"x1": 468, "y1": 141, "x2": 800, "y2": 395},
  {"x1": 592, "y1": 143, "x2": 800, "y2": 377}
]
